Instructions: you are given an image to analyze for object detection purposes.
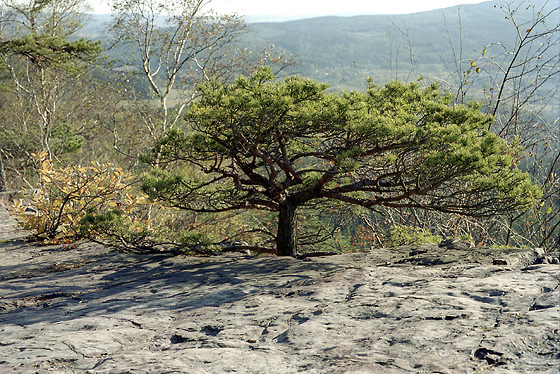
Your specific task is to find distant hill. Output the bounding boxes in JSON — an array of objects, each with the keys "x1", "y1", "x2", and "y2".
[
  {"x1": 82, "y1": 0, "x2": 557, "y2": 95},
  {"x1": 243, "y1": 0, "x2": 556, "y2": 90}
]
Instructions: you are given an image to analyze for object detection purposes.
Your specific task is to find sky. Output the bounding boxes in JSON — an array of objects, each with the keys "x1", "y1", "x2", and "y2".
[
  {"x1": 90, "y1": 0, "x2": 490, "y2": 17},
  {"x1": 211, "y1": 0, "x2": 489, "y2": 17}
]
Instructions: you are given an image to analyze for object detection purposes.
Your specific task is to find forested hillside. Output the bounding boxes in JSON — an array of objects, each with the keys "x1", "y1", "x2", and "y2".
[
  {"x1": 83, "y1": 0, "x2": 559, "y2": 113},
  {"x1": 1, "y1": 0, "x2": 558, "y2": 255},
  {"x1": 245, "y1": 1, "x2": 558, "y2": 99},
  {"x1": 246, "y1": 1, "x2": 507, "y2": 87}
]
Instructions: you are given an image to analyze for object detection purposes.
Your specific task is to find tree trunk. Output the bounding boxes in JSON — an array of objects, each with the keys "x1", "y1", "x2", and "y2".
[{"x1": 276, "y1": 201, "x2": 298, "y2": 257}]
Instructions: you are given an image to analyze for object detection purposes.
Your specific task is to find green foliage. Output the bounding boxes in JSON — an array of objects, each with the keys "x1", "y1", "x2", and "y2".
[
  {"x1": 390, "y1": 225, "x2": 443, "y2": 246},
  {"x1": 51, "y1": 122, "x2": 83, "y2": 155},
  {"x1": 79, "y1": 204, "x2": 222, "y2": 253},
  {"x1": 79, "y1": 208, "x2": 164, "y2": 253},
  {"x1": 144, "y1": 67, "x2": 541, "y2": 256},
  {"x1": 0, "y1": 34, "x2": 101, "y2": 68},
  {"x1": 0, "y1": 2, "x2": 104, "y2": 189},
  {"x1": 178, "y1": 232, "x2": 212, "y2": 250},
  {"x1": 459, "y1": 234, "x2": 473, "y2": 242}
]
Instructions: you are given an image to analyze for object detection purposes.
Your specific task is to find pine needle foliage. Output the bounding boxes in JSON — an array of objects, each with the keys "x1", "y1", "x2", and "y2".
[{"x1": 143, "y1": 67, "x2": 541, "y2": 257}]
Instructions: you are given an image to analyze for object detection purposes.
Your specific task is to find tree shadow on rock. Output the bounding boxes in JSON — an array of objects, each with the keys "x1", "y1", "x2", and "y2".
[{"x1": 0, "y1": 247, "x2": 338, "y2": 327}]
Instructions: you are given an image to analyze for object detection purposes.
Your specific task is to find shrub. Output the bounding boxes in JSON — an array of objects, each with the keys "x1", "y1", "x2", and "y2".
[
  {"x1": 10, "y1": 152, "x2": 214, "y2": 253},
  {"x1": 390, "y1": 225, "x2": 442, "y2": 247},
  {"x1": 10, "y1": 152, "x2": 150, "y2": 243}
]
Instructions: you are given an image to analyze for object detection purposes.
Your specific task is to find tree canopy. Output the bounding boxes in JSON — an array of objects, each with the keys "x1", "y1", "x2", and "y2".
[
  {"x1": 0, "y1": 0, "x2": 102, "y2": 186},
  {"x1": 0, "y1": 34, "x2": 100, "y2": 67},
  {"x1": 143, "y1": 68, "x2": 541, "y2": 256}
]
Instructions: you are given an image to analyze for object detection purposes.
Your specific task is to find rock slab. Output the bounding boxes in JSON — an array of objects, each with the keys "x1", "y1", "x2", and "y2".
[{"x1": 0, "y1": 206, "x2": 559, "y2": 373}]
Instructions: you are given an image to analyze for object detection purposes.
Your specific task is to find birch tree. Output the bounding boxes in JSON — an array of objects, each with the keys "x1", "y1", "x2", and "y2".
[{"x1": 109, "y1": 0, "x2": 247, "y2": 140}]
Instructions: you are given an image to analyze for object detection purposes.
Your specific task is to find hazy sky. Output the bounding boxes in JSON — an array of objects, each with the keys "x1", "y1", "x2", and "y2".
[
  {"x1": 211, "y1": 0, "x2": 489, "y2": 16},
  {"x1": 90, "y1": 0, "x2": 490, "y2": 16}
]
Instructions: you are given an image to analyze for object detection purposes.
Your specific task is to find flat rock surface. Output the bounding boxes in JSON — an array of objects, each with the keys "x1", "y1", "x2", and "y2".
[{"x1": 0, "y1": 205, "x2": 559, "y2": 373}]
